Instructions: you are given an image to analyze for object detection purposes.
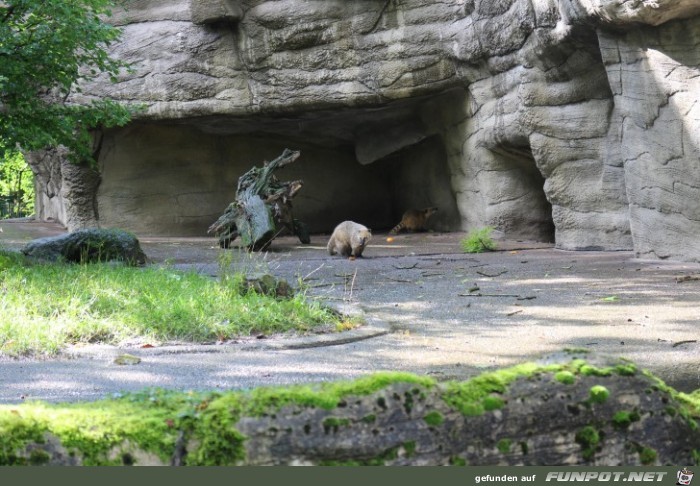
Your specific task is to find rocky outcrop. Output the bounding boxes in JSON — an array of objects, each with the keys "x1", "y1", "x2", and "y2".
[
  {"x1": 599, "y1": 19, "x2": 700, "y2": 260},
  {"x1": 33, "y1": 0, "x2": 700, "y2": 260}
]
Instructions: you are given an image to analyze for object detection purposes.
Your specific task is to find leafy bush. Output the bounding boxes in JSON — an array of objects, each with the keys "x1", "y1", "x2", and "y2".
[{"x1": 460, "y1": 227, "x2": 497, "y2": 253}]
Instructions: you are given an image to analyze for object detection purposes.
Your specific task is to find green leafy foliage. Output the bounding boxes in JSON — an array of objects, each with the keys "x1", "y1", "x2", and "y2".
[
  {"x1": 0, "y1": 0, "x2": 135, "y2": 163},
  {"x1": 460, "y1": 226, "x2": 497, "y2": 253},
  {"x1": 0, "y1": 150, "x2": 33, "y2": 218}
]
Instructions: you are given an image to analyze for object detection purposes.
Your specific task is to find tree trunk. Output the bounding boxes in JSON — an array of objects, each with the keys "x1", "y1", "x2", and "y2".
[
  {"x1": 24, "y1": 134, "x2": 103, "y2": 231},
  {"x1": 59, "y1": 158, "x2": 101, "y2": 231}
]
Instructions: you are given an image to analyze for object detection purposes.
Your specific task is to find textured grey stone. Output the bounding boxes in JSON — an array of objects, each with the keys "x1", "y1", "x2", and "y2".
[{"x1": 30, "y1": 0, "x2": 700, "y2": 260}]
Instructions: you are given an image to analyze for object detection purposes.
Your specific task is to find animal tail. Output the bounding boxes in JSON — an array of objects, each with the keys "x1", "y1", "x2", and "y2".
[{"x1": 389, "y1": 222, "x2": 404, "y2": 235}]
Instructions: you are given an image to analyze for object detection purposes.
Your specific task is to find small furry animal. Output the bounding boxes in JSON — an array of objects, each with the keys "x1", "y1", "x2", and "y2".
[
  {"x1": 389, "y1": 207, "x2": 438, "y2": 234},
  {"x1": 327, "y1": 221, "x2": 372, "y2": 259}
]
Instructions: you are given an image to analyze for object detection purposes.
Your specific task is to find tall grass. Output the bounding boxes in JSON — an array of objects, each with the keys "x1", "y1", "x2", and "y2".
[{"x1": 0, "y1": 251, "x2": 341, "y2": 357}]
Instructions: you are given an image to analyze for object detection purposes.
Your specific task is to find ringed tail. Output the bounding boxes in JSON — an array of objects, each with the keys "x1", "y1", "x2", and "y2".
[{"x1": 389, "y1": 222, "x2": 404, "y2": 235}]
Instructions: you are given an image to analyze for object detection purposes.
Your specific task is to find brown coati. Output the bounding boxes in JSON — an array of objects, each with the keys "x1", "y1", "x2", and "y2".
[
  {"x1": 327, "y1": 221, "x2": 372, "y2": 259},
  {"x1": 389, "y1": 207, "x2": 438, "y2": 234}
]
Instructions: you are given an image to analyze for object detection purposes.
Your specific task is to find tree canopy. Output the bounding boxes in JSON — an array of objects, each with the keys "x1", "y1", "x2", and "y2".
[{"x1": 0, "y1": 0, "x2": 134, "y2": 163}]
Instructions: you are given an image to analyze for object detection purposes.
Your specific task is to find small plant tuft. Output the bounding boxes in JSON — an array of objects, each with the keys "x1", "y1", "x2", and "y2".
[{"x1": 460, "y1": 227, "x2": 497, "y2": 253}]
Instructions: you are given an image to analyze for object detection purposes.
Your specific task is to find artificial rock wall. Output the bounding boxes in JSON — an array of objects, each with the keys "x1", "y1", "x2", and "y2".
[{"x1": 33, "y1": 0, "x2": 700, "y2": 260}]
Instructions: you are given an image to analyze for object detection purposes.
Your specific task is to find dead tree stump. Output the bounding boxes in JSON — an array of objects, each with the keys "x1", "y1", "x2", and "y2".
[{"x1": 208, "y1": 149, "x2": 310, "y2": 251}]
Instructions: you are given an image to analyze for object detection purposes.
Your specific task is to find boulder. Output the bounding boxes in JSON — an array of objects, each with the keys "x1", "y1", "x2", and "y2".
[{"x1": 21, "y1": 228, "x2": 147, "y2": 265}]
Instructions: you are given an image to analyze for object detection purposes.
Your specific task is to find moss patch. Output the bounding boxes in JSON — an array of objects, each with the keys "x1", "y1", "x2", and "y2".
[
  {"x1": 439, "y1": 361, "x2": 605, "y2": 416},
  {"x1": 0, "y1": 373, "x2": 436, "y2": 466},
  {"x1": 497, "y1": 438, "x2": 512, "y2": 454},
  {"x1": 438, "y1": 361, "x2": 644, "y2": 417},
  {"x1": 0, "y1": 362, "x2": 695, "y2": 466},
  {"x1": 555, "y1": 371, "x2": 576, "y2": 385},
  {"x1": 449, "y1": 456, "x2": 467, "y2": 466},
  {"x1": 0, "y1": 389, "x2": 191, "y2": 465},
  {"x1": 639, "y1": 446, "x2": 657, "y2": 465},
  {"x1": 612, "y1": 410, "x2": 640, "y2": 429},
  {"x1": 322, "y1": 417, "x2": 350, "y2": 434},
  {"x1": 441, "y1": 362, "x2": 551, "y2": 416},
  {"x1": 423, "y1": 411, "x2": 444, "y2": 427},
  {"x1": 575, "y1": 426, "x2": 601, "y2": 461},
  {"x1": 589, "y1": 385, "x2": 610, "y2": 404},
  {"x1": 483, "y1": 396, "x2": 505, "y2": 411},
  {"x1": 643, "y1": 373, "x2": 699, "y2": 431},
  {"x1": 244, "y1": 372, "x2": 435, "y2": 416},
  {"x1": 403, "y1": 441, "x2": 416, "y2": 457},
  {"x1": 579, "y1": 365, "x2": 612, "y2": 377}
]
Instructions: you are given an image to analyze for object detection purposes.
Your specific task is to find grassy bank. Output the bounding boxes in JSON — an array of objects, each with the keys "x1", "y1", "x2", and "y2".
[{"x1": 0, "y1": 250, "x2": 345, "y2": 357}]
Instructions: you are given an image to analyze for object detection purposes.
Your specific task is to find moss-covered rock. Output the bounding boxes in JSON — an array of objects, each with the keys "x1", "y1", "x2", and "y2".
[
  {"x1": 21, "y1": 228, "x2": 147, "y2": 265},
  {"x1": 1, "y1": 361, "x2": 698, "y2": 466}
]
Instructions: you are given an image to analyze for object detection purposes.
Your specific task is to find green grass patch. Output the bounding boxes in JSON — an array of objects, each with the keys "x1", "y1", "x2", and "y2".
[
  {"x1": 0, "y1": 252, "x2": 343, "y2": 357},
  {"x1": 460, "y1": 227, "x2": 497, "y2": 253}
]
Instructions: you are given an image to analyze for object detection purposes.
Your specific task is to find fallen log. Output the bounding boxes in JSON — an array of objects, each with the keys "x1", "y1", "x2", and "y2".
[{"x1": 1, "y1": 359, "x2": 698, "y2": 466}]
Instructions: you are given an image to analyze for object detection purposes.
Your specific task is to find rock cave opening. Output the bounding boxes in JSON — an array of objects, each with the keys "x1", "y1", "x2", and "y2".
[
  {"x1": 96, "y1": 92, "x2": 464, "y2": 238},
  {"x1": 486, "y1": 144, "x2": 555, "y2": 244},
  {"x1": 374, "y1": 135, "x2": 461, "y2": 233}
]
